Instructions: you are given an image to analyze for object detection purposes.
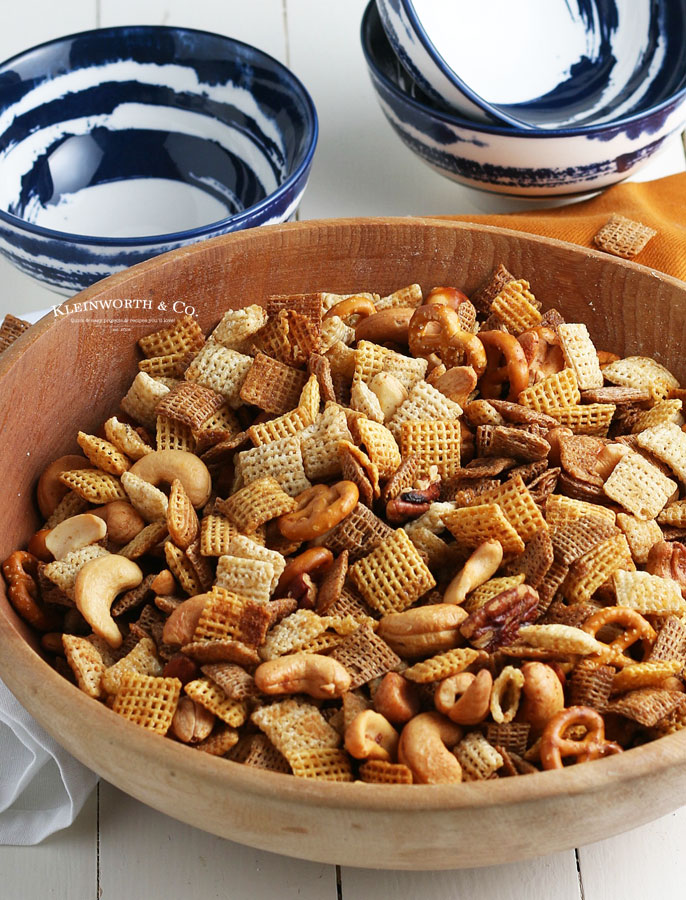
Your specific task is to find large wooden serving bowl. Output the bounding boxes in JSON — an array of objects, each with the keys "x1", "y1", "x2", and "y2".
[{"x1": 2, "y1": 218, "x2": 686, "y2": 869}]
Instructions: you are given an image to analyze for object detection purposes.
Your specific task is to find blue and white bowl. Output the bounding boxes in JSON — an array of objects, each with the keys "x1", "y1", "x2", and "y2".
[
  {"x1": 376, "y1": 0, "x2": 686, "y2": 131},
  {"x1": 362, "y1": 1, "x2": 686, "y2": 196},
  {"x1": 0, "y1": 26, "x2": 318, "y2": 294}
]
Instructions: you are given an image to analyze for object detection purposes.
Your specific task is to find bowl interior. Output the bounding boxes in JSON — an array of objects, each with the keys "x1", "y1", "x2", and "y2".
[{"x1": 0, "y1": 26, "x2": 317, "y2": 239}]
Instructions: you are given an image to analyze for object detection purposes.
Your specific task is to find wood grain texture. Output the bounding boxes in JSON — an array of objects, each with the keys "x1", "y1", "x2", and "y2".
[{"x1": 4, "y1": 220, "x2": 686, "y2": 869}]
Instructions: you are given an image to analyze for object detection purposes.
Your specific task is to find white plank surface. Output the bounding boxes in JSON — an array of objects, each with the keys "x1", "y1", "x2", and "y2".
[{"x1": 2, "y1": 3, "x2": 686, "y2": 900}]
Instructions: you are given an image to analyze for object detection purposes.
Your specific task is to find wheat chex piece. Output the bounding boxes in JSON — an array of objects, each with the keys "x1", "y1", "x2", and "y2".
[
  {"x1": 201, "y1": 663, "x2": 259, "y2": 701},
  {"x1": 551, "y1": 515, "x2": 619, "y2": 566},
  {"x1": 388, "y1": 380, "x2": 462, "y2": 441},
  {"x1": 483, "y1": 426, "x2": 550, "y2": 463},
  {"x1": 186, "y1": 540, "x2": 217, "y2": 589},
  {"x1": 184, "y1": 677, "x2": 248, "y2": 727},
  {"x1": 0, "y1": 312, "x2": 30, "y2": 352},
  {"x1": 444, "y1": 503, "x2": 525, "y2": 559},
  {"x1": 650, "y1": 616, "x2": 686, "y2": 663},
  {"x1": 535, "y1": 558, "x2": 570, "y2": 616},
  {"x1": 193, "y1": 586, "x2": 271, "y2": 647},
  {"x1": 566, "y1": 659, "x2": 615, "y2": 710},
  {"x1": 469, "y1": 263, "x2": 516, "y2": 314},
  {"x1": 322, "y1": 502, "x2": 391, "y2": 561},
  {"x1": 381, "y1": 455, "x2": 421, "y2": 504},
  {"x1": 349, "y1": 529, "x2": 435, "y2": 615},
  {"x1": 328, "y1": 624, "x2": 401, "y2": 689},
  {"x1": 240, "y1": 352, "x2": 307, "y2": 415},
  {"x1": 504, "y1": 529, "x2": 554, "y2": 589},
  {"x1": 237, "y1": 434, "x2": 310, "y2": 497},
  {"x1": 307, "y1": 352, "x2": 336, "y2": 406},
  {"x1": 111, "y1": 672, "x2": 181, "y2": 734},
  {"x1": 399, "y1": 420, "x2": 462, "y2": 480},
  {"x1": 62, "y1": 634, "x2": 106, "y2": 698},
  {"x1": 214, "y1": 554, "x2": 273, "y2": 605},
  {"x1": 210, "y1": 305, "x2": 269, "y2": 349},
  {"x1": 489, "y1": 279, "x2": 542, "y2": 335},
  {"x1": 228, "y1": 733, "x2": 291, "y2": 772},
  {"x1": 404, "y1": 647, "x2": 480, "y2": 684},
  {"x1": 193, "y1": 402, "x2": 242, "y2": 451},
  {"x1": 43, "y1": 545, "x2": 109, "y2": 599},
  {"x1": 470, "y1": 475, "x2": 547, "y2": 543},
  {"x1": 184, "y1": 342, "x2": 252, "y2": 408},
  {"x1": 189, "y1": 724, "x2": 239, "y2": 757},
  {"x1": 58, "y1": 468, "x2": 126, "y2": 505},
  {"x1": 636, "y1": 422, "x2": 686, "y2": 483},
  {"x1": 562, "y1": 533, "x2": 634, "y2": 604},
  {"x1": 612, "y1": 660, "x2": 682, "y2": 694},
  {"x1": 118, "y1": 521, "x2": 168, "y2": 559},
  {"x1": 259, "y1": 609, "x2": 330, "y2": 660},
  {"x1": 111, "y1": 573, "x2": 156, "y2": 617},
  {"x1": 155, "y1": 380, "x2": 225, "y2": 431},
  {"x1": 138, "y1": 314, "x2": 205, "y2": 358},
  {"x1": 603, "y1": 451, "x2": 676, "y2": 520},
  {"x1": 182, "y1": 638, "x2": 260, "y2": 667},
  {"x1": 603, "y1": 356, "x2": 680, "y2": 402},
  {"x1": 556, "y1": 323, "x2": 604, "y2": 390},
  {"x1": 164, "y1": 541, "x2": 203, "y2": 595},
  {"x1": 120, "y1": 470, "x2": 168, "y2": 522},
  {"x1": 101, "y1": 637, "x2": 162, "y2": 695},
  {"x1": 593, "y1": 214, "x2": 657, "y2": 259},
  {"x1": 104, "y1": 416, "x2": 154, "y2": 461},
  {"x1": 454, "y1": 732, "x2": 503, "y2": 781},
  {"x1": 76, "y1": 432, "x2": 130, "y2": 477},
  {"x1": 616, "y1": 513, "x2": 664, "y2": 564},
  {"x1": 120, "y1": 372, "x2": 170, "y2": 429},
  {"x1": 485, "y1": 722, "x2": 530, "y2": 756},
  {"x1": 613, "y1": 568, "x2": 686, "y2": 616},
  {"x1": 545, "y1": 494, "x2": 616, "y2": 529},
  {"x1": 606, "y1": 687, "x2": 683, "y2": 727},
  {"x1": 220, "y1": 476, "x2": 296, "y2": 535},
  {"x1": 358, "y1": 760, "x2": 413, "y2": 784}
]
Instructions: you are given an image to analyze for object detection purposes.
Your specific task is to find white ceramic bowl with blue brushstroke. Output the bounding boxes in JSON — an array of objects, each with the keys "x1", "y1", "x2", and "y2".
[
  {"x1": 375, "y1": 0, "x2": 686, "y2": 131},
  {"x1": 362, "y1": 1, "x2": 686, "y2": 196},
  {"x1": 0, "y1": 25, "x2": 318, "y2": 295}
]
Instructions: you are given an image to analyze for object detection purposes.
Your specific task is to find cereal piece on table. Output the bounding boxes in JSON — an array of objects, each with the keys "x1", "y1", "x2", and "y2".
[
  {"x1": 632, "y1": 399, "x2": 684, "y2": 433},
  {"x1": 551, "y1": 515, "x2": 619, "y2": 566},
  {"x1": 636, "y1": 423, "x2": 686, "y2": 483},
  {"x1": 155, "y1": 380, "x2": 225, "y2": 430},
  {"x1": 649, "y1": 616, "x2": 686, "y2": 664},
  {"x1": 490, "y1": 279, "x2": 542, "y2": 334},
  {"x1": 613, "y1": 569, "x2": 686, "y2": 617},
  {"x1": 562, "y1": 533, "x2": 634, "y2": 604},
  {"x1": 0, "y1": 313, "x2": 30, "y2": 352},
  {"x1": 603, "y1": 451, "x2": 676, "y2": 520},
  {"x1": 104, "y1": 417, "x2": 154, "y2": 461},
  {"x1": 201, "y1": 663, "x2": 259, "y2": 701},
  {"x1": 111, "y1": 672, "x2": 181, "y2": 734},
  {"x1": 76, "y1": 432, "x2": 130, "y2": 476},
  {"x1": 43, "y1": 545, "x2": 109, "y2": 599},
  {"x1": 220, "y1": 476, "x2": 296, "y2": 534},
  {"x1": 221, "y1": 534, "x2": 284, "y2": 591},
  {"x1": 59, "y1": 469, "x2": 126, "y2": 505},
  {"x1": 184, "y1": 342, "x2": 252, "y2": 408},
  {"x1": 404, "y1": 647, "x2": 480, "y2": 683},
  {"x1": 210, "y1": 305, "x2": 268, "y2": 350},
  {"x1": 547, "y1": 404, "x2": 616, "y2": 436},
  {"x1": 301, "y1": 403, "x2": 353, "y2": 481},
  {"x1": 557, "y1": 323, "x2": 604, "y2": 390},
  {"x1": 658, "y1": 501, "x2": 686, "y2": 527},
  {"x1": 155, "y1": 416, "x2": 196, "y2": 452},
  {"x1": 101, "y1": 637, "x2": 162, "y2": 695},
  {"x1": 545, "y1": 494, "x2": 616, "y2": 529},
  {"x1": 504, "y1": 529, "x2": 554, "y2": 589},
  {"x1": 228, "y1": 733, "x2": 291, "y2": 772},
  {"x1": 138, "y1": 314, "x2": 205, "y2": 358},
  {"x1": 120, "y1": 372, "x2": 170, "y2": 429},
  {"x1": 606, "y1": 688, "x2": 684, "y2": 727},
  {"x1": 349, "y1": 529, "x2": 435, "y2": 615},
  {"x1": 602, "y1": 356, "x2": 679, "y2": 402},
  {"x1": 470, "y1": 475, "x2": 547, "y2": 543},
  {"x1": 359, "y1": 760, "x2": 414, "y2": 784},
  {"x1": 237, "y1": 435, "x2": 310, "y2": 497},
  {"x1": 62, "y1": 634, "x2": 106, "y2": 698},
  {"x1": 193, "y1": 587, "x2": 271, "y2": 647},
  {"x1": 251, "y1": 697, "x2": 342, "y2": 754},
  {"x1": 376, "y1": 283, "x2": 423, "y2": 311},
  {"x1": 485, "y1": 722, "x2": 530, "y2": 755},
  {"x1": 355, "y1": 418, "x2": 402, "y2": 480},
  {"x1": 328, "y1": 624, "x2": 401, "y2": 689},
  {"x1": 121, "y1": 471, "x2": 168, "y2": 522},
  {"x1": 214, "y1": 554, "x2": 274, "y2": 605},
  {"x1": 184, "y1": 677, "x2": 248, "y2": 727},
  {"x1": 388, "y1": 380, "x2": 462, "y2": 440},
  {"x1": 239, "y1": 352, "x2": 307, "y2": 415},
  {"x1": 118, "y1": 521, "x2": 168, "y2": 560},
  {"x1": 164, "y1": 541, "x2": 202, "y2": 596},
  {"x1": 444, "y1": 503, "x2": 525, "y2": 559},
  {"x1": 593, "y1": 214, "x2": 657, "y2": 259},
  {"x1": 612, "y1": 660, "x2": 682, "y2": 694},
  {"x1": 400, "y1": 420, "x2": 462, "y2": 479}
]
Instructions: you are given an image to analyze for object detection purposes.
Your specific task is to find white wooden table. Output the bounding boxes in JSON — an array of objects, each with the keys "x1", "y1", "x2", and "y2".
[{"x1": 3, "y1": 3, "x2": 686, "y2": 898}]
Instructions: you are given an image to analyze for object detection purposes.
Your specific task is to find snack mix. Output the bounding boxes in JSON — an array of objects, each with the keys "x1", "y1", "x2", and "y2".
[{"x1": 5, "y1": 266, "x2": 686, "y2": 786}]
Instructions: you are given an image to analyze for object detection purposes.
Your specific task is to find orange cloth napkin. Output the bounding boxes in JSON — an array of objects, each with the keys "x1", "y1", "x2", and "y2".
[{"x1": 445, "y1": 173, "x2": 686, "y2": 282}]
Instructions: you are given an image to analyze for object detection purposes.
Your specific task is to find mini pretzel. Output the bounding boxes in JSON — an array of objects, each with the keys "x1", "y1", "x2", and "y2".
[
  {"x1": 540, "y1": 706, "x2": 623, "y2": 770},
  {"x1": 582, "y1": 606, "x2": 656, "y2": 661},
  {"x1": 324, "y1": 296, "x2": 376, "y2": 323},
  {"x1": 277, "y1": 481, "x2": 359, "y2": 541},
  {"x1": 477, "y1": 331, "x2": 530, "y2": 400},
  {"x1": 1, "y1": 550, "x2": 60, "y2": 632},
  {"x1": 275, "y1": 547, "x2": 334, "y2": 596},
  {"x1": 408, "y1": 305, "x2": 486, "y2": 375}
]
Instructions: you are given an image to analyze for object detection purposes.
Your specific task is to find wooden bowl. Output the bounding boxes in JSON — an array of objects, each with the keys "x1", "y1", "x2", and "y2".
[{"x1": 2, "y1": 218, "x2": 686, "y2": 870}]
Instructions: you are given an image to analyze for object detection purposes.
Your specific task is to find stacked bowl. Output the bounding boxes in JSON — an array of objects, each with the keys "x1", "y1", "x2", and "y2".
[{"x1": 363, "y1": 0, "x2": 686, "y2": 195}]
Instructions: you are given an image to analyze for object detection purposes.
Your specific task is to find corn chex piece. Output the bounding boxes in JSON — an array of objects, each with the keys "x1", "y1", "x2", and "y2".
[
  {"x1": 375, "y1": 283, "x2": 423, "y2": 311},
  {"x1": 454, "y1": 732, "x2": 503, "y2": 781},
  {"x1": 104, "y1": 417, "x2": 154, "y2": 461},
  {"x1": 470, "y1": 475, "x2": 547, "y2": 543},
  {"x1": 156, "y1": 380, "x2": 224, "y2": 430},
  {"x1": 349, "y1": 529, "x2": 435, "y2": 615},
  {"x1": 636, "y1": 423, "x2": 686, "y2": 483},
  {"x1": 288, "y1": 747, "x2": 354, "y2": 781},
  {"x1": 545, "y1": 494, "x2": 616, "y2": 529},
  {"x1": 612, "y1": 660, "x2": 682, "y2": 694},
  {"x1": 359, "y1": 760, "x2": 413, "y2": 784},
  {"x1": 514, "y1": 624, "x2": 609, "y2": 657},
  {"x1": 120, "y1": 372, "x2": 170, "y2": 429},
  {"x1": 219, "y1": 476, "x2": 296, "y2": 534},
  {"x1": 249, "y1": 406, "x2": 314, "y2": 447},
  {"x1": 606, "y1": 688, "x2": 684, "y2": 727},
  {"x1": 62, "y1": 634, "x2": 106, "y2": 698},
  {"x1": 616, "y1": 513, "x2": 663, "y2": 564},
  {"x1": 0, "y1": 312, "x2": 29, "y2": 352},
  {"x1": 138, "y1": 314, "x2": 205, "y2": 358},
  {"x1": 300, "y1": 402, "x2": 352, "y2": 481},
  {"x1": 399, "y1": 420, "x2": 462, "y2": 479},
  {"x1": 77, "y1": 432, "x2": 130, "y2": 476},
  {"x1": 658, "y1": 501, "x2": 686, "y2": 527},
  {"x1": 59, "y1": 468, "x2": 126, "y2": 504},
  {"x1": 184, "y1": 342, "x2": 252, "y2": 408},
  {"x1": 388, "y1": 381, "x2": 462, "y2": 440},
  {"x1": 299, "y1": 373, "x2": 321, "y2": 419},
  {"x1": 237, "y1": 435, "x2": 310, "y2": 497},
  {"x1": 547, "y1": 403, "x2": 615, "y2": 436},
  {"x1": 613, "y1": 569, "x2": 686, "y2": 617},
  {"x1": 121, "y1": 470, "x2": 168, "y2": 521},
  {"x1": 632, "y1": 399, "x2": 683, "y2": 433},
  {"x1": 156, "y1": 415, "x2": 196, "y2": 452},
  {"x1": 463, "y1": 575, "x2": 526, "y2": 613},
  {"x1": 562, "y1": 533, "x2": 634, "y2": 604},
  {"x1": 444, "y1": 503, "x2": 525, "y2": 559},
  {"x1": 199, "y1": 513, "x2": 236, "y2": 557},
  {"x1": 328, "y1": 624, "x2": 401, "y2": 689},
  {"x1": 603, "y1": 451, "x2": 676, "y2": 520},
  {"x1": 215, "y1": 554, "x2": 274, "y2": 605},
  {"x1": 210, "y1": 305, "x2": 268, "y2": 350},
  {"x1": 119, "y1": 521, "x2": 168, "y2": 560},
  {"x1": 43, "y1": 545, "x2": 110, "y2": 599},
  {"x1": 184, "y1": 678, "x2": 248, "y2": 727},
  {"x1": 260, "y1": 609, "x2": 330, "y2": 660},
  {"x1": 101, "y1": 637, "x2": 162, "y2": 695},
  {"x1": 593, "y1": 214, "x2": 657, "y2": 259},
  {"x1": 602, "y1": 356, "x2": 679, "y2": 402},
  {"x1": 193, "y1": 587, "x2": 271, "y2": 647},
  {"x1": 221, "y1": 533, "x2": 285, "y2": 592},
  {"x1": 557, "y1": 323, "x2": 604, "y2": 390},
  {"x1": 239, "y1": 352, "x2": 308, "y2": 415},
  {"x1": 403, "y1": 647, "x2": 480, "y2": 684},
  {"x1": 111, "y1": 673, "x2": 181, "y2": 734},
  {"x1": 356, "y1": 418, "x2": 402, "y2": 480},
  {"x1": 490, "y1": 279, "x2": 542, "y2": 334},
  {"x1": 138, "y1": 350, "x2": 192, "y2": 379},
  {"x1": 166, "y1": 478, "x2": 198, "y2": 549}
]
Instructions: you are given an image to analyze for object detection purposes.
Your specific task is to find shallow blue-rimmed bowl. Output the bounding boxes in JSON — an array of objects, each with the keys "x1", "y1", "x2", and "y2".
[
  {"x1": 363, "y1": 1, "x2": 686, "y2": 196},
  {"x1": 375, "y1": 0, "x2": 686, "y2": 131},
  {"x1": 0, "y1": 25, "x2": 318, "y2": 295}
]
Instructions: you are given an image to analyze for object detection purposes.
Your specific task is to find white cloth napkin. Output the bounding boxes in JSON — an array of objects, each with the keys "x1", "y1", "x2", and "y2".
[{"x1": 0, "y1": 677, "x2": 97, "y2": 845}]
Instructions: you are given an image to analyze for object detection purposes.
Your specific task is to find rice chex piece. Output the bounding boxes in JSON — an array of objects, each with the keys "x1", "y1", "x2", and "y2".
[
  {"x1": 356, "y1": 418, "x2": 402, "y2": 480},
  {"x1": 111, "y1": 573, "x2": 156, "y2": 617},
  {"x1": 138, "y1": 314, "x2": 205, "y2": 358},
  {"x1": 119, "y1": 521, "x2": 168, "y2": 559},
  {"x1": 210, "y1": 305, "x2": 268, "y2": 349},
  {"x1": 545, "y1": 494, "x2": 616, "y2": 529},
  {"x1": 349, "y1": 529, "x2": 435, "y2": 615},
  {"x1": 388, "y1": 380, "x2": 462, "y2": 440},
  {"x1": 228, "y1": 733, "x2": 291, "y2": 772},
  {"x1": 359, "y1": 760, "x2": 413, "y2": 784},
  {"x1": 603, "y1": 451, "x2": 676, "y2": 520},
  {"x1": 101, "y1": 637, "x2": 162, "y2": 695},
  {"x1": 220, "y1": 476, "x2": 296, "y2": 534},
  {"x1": 613, "y1": 569, "x2": 686, "y2": 616},
  {"x1": 593, "y1": 214, "x2": 657, "y2": 259},
  {"x1": 616, "y1": 513, "x2": 664, "y2": 564},
  {"x1": 649, "y1": 616, "x2": 686, "y2": 664},
  {"x1": 504, "y1": 529, "x2": 554, "y2": 589},
  {"x1": 202, "y1": 663, "x2": 259, "y2": 701},
  {"x1": 562, "y1": 533, "x2": 634, "y2": 604},
  {"x1": 612, "y1": 660, "x2": 682, "y2": 694},
  {"x1": 43, "y1": 545, "x2": 109, "y2": 599},
  {"x1": 121, "y1": 470, "x2": 168, "y2": 521},
  {"x1": 62, "y1": 634, "x2": 106, "y2": 698},
  {"x1": 470, "y1": 475, "x2": 547, "y2": 543},
  {"x1": 328, "y1": 624, "x2": 401, "y2": 689},
  {"x1": 111, "y1": 673, "x2": 181, "y2": 734},
  {"x1": 259, "y1": 609, "x2": 330, "y2": 660},
  {"x1": 490, "y1": 279, "x2": 541, "y2": 334},
  {"x1": 602, "y1": 356, "x2": 679, "y2": 402},
  {"x1": 636, "y1": 422, "x2": 686, "y2": 483},
  {"x1": 155, "y1": 380, "x2": 224, "y2": 430},
  {"x1": 557, "y1": 323, "x2": 604, "y2": 390},
  {"x1": 59, "y1": 468, "x2": 126, "y2": 505},
  {"x1": 606, "y1": 688, "x2": 683, "y2": 727},
  {"x1": 120, "y1": 372, "x2": 170, "y2": 429},
  {"x1": 77, "y1": 432, "x2": 130, "y2": 476},
  {"x1": 184, "y1": 342, "x2": 252, "y2": 408},
  {"x1": 444, "y1": 503, "x2": 525, "y2": 559},
  {"x1": 547, "y1": 403, "x2": 616, "y2": 436},
  {"x1": 376, "y1": 283, "x2": 423, "y2": 310},
  {"x1": 0, "y1": 313, "x2": 29, "y2": 352},
  {"x1": 239, "y1": 352, "x2": 308, "y2": 415},
  {"x1": 214, "y1": 554, "x2": 274, "y2": 605},
  {"x1": 300, "y1": 402, "x2": 353, "y2": 481},
  {"x1": 223, "y1": 533, "x2": 284, "y2": 590},
  {"x1": 237, "y1": 435, "x2": 310, "y2": 497},
  {"x1": 399, "y1": 420, "x2": 462, "y2": 479},
  {"x1": 193, "y1": 586, "x2": 271, "y2": 647},
  {"x1": 454, "y1": 732, "x2": 503, "y2": 781},
  {"x1": 251, "y1": 697, "x2": 342, "y2": 753},
  {"x1": 104, "y1": 417, "x2": 154, "y2": 461},
  {"x1": 184, "y1": 677, "x2": 248, "y2": 727},
  {"x1": 658, "y1": 501, "x2": 686, "y2": 527},
  {"x1": 551, "y1": 515, "x2": 619, "y2": 566},
  {"x1": 403, "y1": 647, "x2": 480, "y2": 684},
  {"x1": 567, "y1": 659, "x2": 614, "y2": 709}
]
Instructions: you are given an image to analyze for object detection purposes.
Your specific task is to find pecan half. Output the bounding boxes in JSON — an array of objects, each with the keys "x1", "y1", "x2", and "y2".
[
  {"x1": 385, "y1": 480, "x2": 441, "y2": 524},
  {"x1": 460, "y1": 585, "x2": 539, "y2": 652}
]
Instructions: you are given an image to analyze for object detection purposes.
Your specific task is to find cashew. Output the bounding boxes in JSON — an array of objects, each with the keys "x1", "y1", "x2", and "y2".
[
  {"x1": 443, "y1": 540, "x2": 503, "y2": 605},
  {"x1": 162, "y1": 594, "x2": 210, "y2": 646},
  {"x1": 376, "y1": 604, "x2": 468, "y2": 658},
  {"x1": 74, "y1": 555, "x2": 144, "y2": 648},
  {"x1": 150, "y1": 569, "x2": 177, "y2": 595},
  {"x1": 518, "y1": 661, "x2": 565, "y2": 735},
  {"x1": 398, "y1": 712, "x2": 463, "y2": 784},
  {"x1": 344, "y1": 710, "x2": 399, "y2": 761},
  {"x1": 434, "y1": 670, "x2": 493, "y2": 725},
  {"x1": 36, "y1": 454, "x2": 89, "y2": 518},
  {"x1": 170, "y1": 696, "x2": 215, "y2": 743},
  {"x1": 92, "y1": 500, "x2": 146, "y2": 545},
  {"x1": 373, "y1": 672, "x2": 420, "y2": 724},
  {"x1": 128, "y1": 450, "x2": 212, "y2": 508},
  {"x1": 254, "y1": 652, "x2": 351, "y2": 699},
  {"x1": 368, "y1": 372, "x2": 408, "y2": 421},
  {"x1": 45, "y1": 513, "x2": 107, "y2": 561}
]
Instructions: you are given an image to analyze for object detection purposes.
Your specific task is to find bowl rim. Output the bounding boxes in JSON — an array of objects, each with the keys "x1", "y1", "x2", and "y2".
[
  {"x1": 365, "y1": 0, "x2": 686, "y2": 139},
  {"x1": 0, "y1": 23, "x2": 318, "y2": 246},
  {"x1": 390, "y1": 0, "x2": 686, "y2": 132},
  {"x1": 3, "y1": 216, "x2": 686, "y2": 821}
]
